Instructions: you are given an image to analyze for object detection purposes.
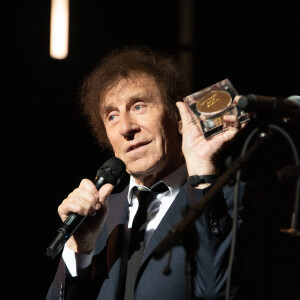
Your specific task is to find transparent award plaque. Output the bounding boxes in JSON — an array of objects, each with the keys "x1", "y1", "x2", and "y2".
[{"x1": 184, "y1": 78, "x2": 248, "y2": 139}]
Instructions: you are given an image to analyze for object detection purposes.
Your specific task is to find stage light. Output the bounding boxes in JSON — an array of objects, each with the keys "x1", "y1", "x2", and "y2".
[{"x1": 50, "y1": 0, "x2": 69, "y2": 59}]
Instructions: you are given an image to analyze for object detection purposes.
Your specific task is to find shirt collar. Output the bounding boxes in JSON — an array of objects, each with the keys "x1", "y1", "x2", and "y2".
[{"x1": 127, "y1": 163, "x2": 187, "y2": 205}]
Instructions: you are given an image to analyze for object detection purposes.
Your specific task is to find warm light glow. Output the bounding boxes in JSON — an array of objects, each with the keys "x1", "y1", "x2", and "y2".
[{"x1": 50, "y1": 0, "x2": 69, "y2": 59}]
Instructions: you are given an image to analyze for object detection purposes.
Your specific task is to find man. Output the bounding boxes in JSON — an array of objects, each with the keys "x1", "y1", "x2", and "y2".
[{"x1": 46, "y1": 47, "x2": 259, "y2": 299}]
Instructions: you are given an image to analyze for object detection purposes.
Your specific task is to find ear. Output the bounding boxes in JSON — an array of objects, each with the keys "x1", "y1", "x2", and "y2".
[{"x1": 177, "y1": 120, "x2": 182, "y2": 134}]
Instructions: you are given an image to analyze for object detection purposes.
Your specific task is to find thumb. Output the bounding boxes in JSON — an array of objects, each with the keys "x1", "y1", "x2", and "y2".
[
  {"x1": 176, "y1": 101, "x2": 204, "y2": 137},
  {"x1": 98, "y1": 183, "x2": 114, "y2": 207},
  {"x1": 176, "y1": 101, "x2": 194, "y2": 130}
]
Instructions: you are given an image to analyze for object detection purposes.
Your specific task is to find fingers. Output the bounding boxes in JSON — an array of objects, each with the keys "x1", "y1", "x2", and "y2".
[
  {"x1": 223, "y1": 112, "x2": 249, "y2": 132},
  {"x1": 233, "y1": 95, "x2": 242, "y2": 105},
  {"x1": 58, "y1": 179, "x2": 114, "y2": 221},
  {"x1": 222, "y1": 114, "x2": 241, "y2": 130}
]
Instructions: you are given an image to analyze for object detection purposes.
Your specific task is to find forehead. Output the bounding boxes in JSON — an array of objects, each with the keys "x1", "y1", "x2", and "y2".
[{"x1": 100, "y1": 73, "x2": 162, "y2": 107}]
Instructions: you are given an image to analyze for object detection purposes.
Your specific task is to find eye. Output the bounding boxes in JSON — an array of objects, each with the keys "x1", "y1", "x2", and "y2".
[
  {"x1": 107, "y1": 112, "x2": 118, "y2": 122},
  {"x1": 133, "y1": 102, "x2": 146, "y2": 112},
  {"x1": 108, "y1": 115, "x2": 115, "y2": 121}
]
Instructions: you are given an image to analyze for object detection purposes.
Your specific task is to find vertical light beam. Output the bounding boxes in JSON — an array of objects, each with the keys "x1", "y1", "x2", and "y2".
[{"x1": 50, "y1": 0, "x2": 69, "y2": 59}]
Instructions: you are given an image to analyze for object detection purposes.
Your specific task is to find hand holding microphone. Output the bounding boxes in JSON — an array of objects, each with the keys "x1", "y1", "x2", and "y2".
[{"x1": 46, "y1": 157, "x2": 126, "y2": 259}]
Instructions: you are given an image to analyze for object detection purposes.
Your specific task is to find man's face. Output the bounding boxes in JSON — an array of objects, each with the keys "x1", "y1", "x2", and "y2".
[{"x1": 100, "y1": 74, "x2": 183, "y2": 185}]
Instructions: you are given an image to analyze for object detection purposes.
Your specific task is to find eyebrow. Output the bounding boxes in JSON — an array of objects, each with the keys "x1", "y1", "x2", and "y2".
[
  {"x1": 101, "y1": 92, "x2": 151, "y2": 116},
  {"x1": 100, "y1": 104, "x2": 115, "y2": 117}
]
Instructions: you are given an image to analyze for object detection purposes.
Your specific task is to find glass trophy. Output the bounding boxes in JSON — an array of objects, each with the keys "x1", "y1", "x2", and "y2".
[{"x1": 183, "y1": 78, "x2": 248, "y2": 139}]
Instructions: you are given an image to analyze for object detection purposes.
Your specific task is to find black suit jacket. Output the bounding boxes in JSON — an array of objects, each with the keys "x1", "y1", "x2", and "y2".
[{"x1": 46, "y1": 181, "x2": 262, "y2": 300}]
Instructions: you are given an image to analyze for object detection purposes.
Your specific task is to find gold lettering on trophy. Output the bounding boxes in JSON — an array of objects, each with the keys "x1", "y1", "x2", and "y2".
[{"x1": 196, "y1": 91, "x2": 232, "y2": 114}]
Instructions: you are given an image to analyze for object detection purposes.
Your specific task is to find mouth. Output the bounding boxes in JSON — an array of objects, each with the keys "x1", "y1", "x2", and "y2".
[{"x1": 126, "y1": 141, "x2": 151, "y2": 153}]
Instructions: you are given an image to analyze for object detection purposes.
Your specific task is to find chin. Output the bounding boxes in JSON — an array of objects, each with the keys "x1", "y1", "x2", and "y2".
[{"x1": 126, "y1": 156, "x2": 163, "y2": 178}]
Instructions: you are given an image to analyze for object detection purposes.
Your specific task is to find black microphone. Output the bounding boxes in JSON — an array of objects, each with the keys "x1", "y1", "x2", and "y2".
[
  {"x1": 237, "y1": 93, "x2": 300, "y2": 116},
  {"x1": 46, "y1": 157, "x2": 126, "y2": 259}
]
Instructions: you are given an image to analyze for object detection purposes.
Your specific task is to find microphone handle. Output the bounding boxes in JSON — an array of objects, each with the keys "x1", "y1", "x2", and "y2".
[{"x1": 46, "y1": 176, "x2": 106, "y2": 259}]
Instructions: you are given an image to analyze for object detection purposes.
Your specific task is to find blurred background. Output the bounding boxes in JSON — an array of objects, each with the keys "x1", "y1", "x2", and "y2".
[{"x1": 2, "y1": 0, "x2": 300, "y2": 299}]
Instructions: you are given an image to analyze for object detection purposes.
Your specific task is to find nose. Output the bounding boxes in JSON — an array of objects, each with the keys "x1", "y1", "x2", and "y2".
[{"x1": 119, "y1": 112, "x2": 140, "y2": 140}]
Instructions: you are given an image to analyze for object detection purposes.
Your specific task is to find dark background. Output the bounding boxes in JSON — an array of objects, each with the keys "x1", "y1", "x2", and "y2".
[{"x1": 2, "y1": 1, "x2": 300, "y2": 299}]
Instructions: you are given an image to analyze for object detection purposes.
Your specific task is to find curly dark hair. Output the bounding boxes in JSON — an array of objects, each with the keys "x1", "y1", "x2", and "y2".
[{"x1": 80, "y1": 46, "x2": 187, "y2": 148}]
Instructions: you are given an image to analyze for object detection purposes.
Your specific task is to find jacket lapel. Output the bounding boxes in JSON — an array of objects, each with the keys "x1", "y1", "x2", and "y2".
[
  {"x1": 104, "y1": 187, "x2": 129, "y2": 297},
  {"x1": 106, "y1": 186, "x2": 129, "y2": 233}
]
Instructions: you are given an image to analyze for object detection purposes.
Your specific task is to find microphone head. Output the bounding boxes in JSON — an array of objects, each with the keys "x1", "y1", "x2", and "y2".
[
  {"x1": 96, "y1": 157, "x2": 126, "y2": 186},
  {"x1": 287, "y1": 95, "x2": 300, "y2": 107},
  {"x1": 236, "y1": 95, "x2": 256, "y2": 111},
  {"x1": 237, "y1": 94, "x2": 278, "y2": 112}
]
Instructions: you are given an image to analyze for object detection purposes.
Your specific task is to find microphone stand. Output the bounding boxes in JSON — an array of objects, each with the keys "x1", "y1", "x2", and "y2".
[
  {"x1": 153, "y1": 126, "x2": 273, "y2": 300},
  {"x1": 153, "y1": 129, "x2": 271, "y2": 259}
]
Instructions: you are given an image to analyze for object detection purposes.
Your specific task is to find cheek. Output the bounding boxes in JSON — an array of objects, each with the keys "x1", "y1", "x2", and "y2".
[
  {"x1": 106, "y1": 132, "x2": 122, "y2": 156},
  {"x1": 153, "y1": 127, "x2": 170, "y2": 156},
  {"x1": 160, "y1": 126, "x2": 181, "y2": 155},
  {"x1": 112, "y1": 142, "x2": 124, "y2": 158}
]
